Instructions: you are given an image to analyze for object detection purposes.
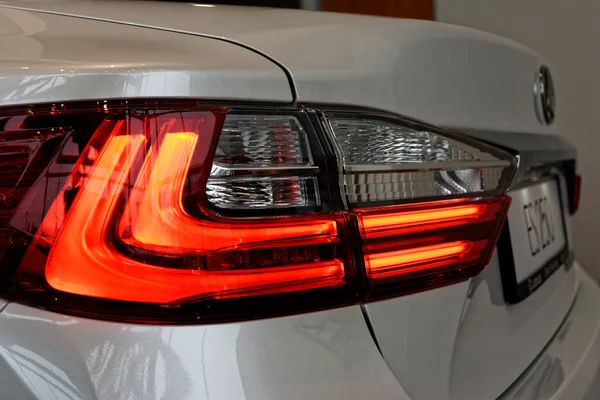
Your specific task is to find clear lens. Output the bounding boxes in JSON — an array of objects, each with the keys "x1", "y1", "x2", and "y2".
[
  {"x1": 330, "y1": 116, "x2": 497, "y2": 164},
  {"x1": 207, "y1": 114, "x2": 320, "y2": 212},
  {"x1": 0, "y1": 126, "x2": 74, "y2": 258},
  {"x1": 206, "y1": 176, "x2": 320, "y2": 209},
  {"x1": 345, "y1": 169, "x2": 503, "y2": 203},
  {"x1": 213, "y1": 114, "x2": 312, "y2": 167},
  {"x1": 328, "y1": 114, "x2": 511, "y2": 203}
]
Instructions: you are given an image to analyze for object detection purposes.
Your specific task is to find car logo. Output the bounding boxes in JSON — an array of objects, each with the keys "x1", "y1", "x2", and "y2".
[{"x1": 534, "y1": 65, "x2": 555, "y2": 124}]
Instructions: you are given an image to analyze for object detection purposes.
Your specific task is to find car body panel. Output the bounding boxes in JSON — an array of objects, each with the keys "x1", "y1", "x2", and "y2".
[
  {"x1": 0, "y1": 0, "x2": 556, "y2": 134},
  {"x1": 0, "y1": 7, "x2": 293, "y2": 105},
  {"x1": 0, "y1": 303, "x2": 408, "y2": 400},
  {"x1": 365, "y1": 254, "x2": 577, "y2": 400},
  {"x1": 500, "y1": 265, "x2": 600, "y2": 400},
  {"x1": 363, "y1": 280, "x2": 471, "y2": 400},
  {"x1": 0, "y1": 265, "x2": 597, "y2": 400},
  {"x1": 449, "y1": 256, "x2": 576, "y2": 400},
  {"x1": 364, "y1": 165, "x2": 578, "y2": 400}
]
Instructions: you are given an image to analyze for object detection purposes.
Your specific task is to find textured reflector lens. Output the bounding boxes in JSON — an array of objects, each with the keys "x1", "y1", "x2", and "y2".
[
  {"x1": 207, "y1": 113, "x2": 320, "y2": 212},
  {"x1": 328, "y1": 114, "x2": 512, "y2": 203},
  {"x1": 0, "y1": 127, "x2": 71, "y2": 257},
  {"x1": 206, "y1": 176, "x2": 319, "y2": 209},
  {"x1": 213, "y1": 114, "x2": 311, "y2": 167},
  {"x1": 345, "y1": 167, "x2": 505, "y2": 203},
  {"x1": 331, "y1": 118, "x2": 479, "y2": 164}
]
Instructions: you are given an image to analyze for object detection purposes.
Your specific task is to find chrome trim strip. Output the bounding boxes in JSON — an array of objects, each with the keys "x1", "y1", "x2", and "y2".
[
  {"x1": 210, "y1": 164, "x2": 320, "y2": 178},
  {"x1": 345, "y1": 160, "x2": 510, "y2": 173},
  {"x1": 457, "y1": 130, "x2": 576, "y2": 169}
]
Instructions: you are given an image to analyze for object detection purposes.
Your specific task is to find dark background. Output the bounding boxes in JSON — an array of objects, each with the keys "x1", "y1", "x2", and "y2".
[{"x1": 161, "y1": 0, "x2": 434, "y2": 19}]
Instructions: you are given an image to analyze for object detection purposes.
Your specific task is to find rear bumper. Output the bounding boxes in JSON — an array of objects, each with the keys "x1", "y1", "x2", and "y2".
[
  {"x1": 0, "y1": 263, "x2": 597, "y2": 400},
  {"x1": 0, "y1": 300, "x2": 406, "y2": 400},
  {"x1": 500, "y1": 263, "x2": 600, "y2": 400}
]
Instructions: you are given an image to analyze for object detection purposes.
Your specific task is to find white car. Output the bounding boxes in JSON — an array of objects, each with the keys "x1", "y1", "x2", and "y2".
[{"x1": 0, "y1": 1, "x2": 597, "y2": 399}]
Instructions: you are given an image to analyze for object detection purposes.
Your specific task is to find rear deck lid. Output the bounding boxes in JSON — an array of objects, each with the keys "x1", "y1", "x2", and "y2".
[{"x1": 0, "y1": 0, "x2": 556, "y2": 134}]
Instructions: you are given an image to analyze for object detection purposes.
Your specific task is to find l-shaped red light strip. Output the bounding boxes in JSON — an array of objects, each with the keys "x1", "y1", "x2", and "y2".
[{"x1": 39, "y1": 113, "x2": 344, "y2": 304}]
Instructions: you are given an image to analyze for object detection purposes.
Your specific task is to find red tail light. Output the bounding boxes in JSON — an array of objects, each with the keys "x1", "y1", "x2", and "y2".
[
  {"x1": 0, "y1": 101, "x2": 516, "y2": 323},
  {"x1": 357, "y1": 198, "x2": 510, "y2": 298}
]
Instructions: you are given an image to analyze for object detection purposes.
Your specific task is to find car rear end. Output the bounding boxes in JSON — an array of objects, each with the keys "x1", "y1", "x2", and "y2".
[{"x1": 0, "y1": 2, "x2": 598, "y2": 400}]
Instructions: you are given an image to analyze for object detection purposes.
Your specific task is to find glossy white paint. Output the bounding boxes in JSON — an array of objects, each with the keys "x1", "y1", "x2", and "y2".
[
  {"x1": 363, "y1": 280, "x2": 471, "y2": 400},
  {"x1": 0, "y1": 266, "x2": 597, "y2": 400},
  {"x1": 0, "y1": 304, "x2": 409, "y2": 400},
  {"x1": 500, "y1": 265, "x2": 600, "y2": 400},
  {"x1": 0, "y1": 7, "x2": 293, "y2": 105},
  {"x1": 363, "y1": 170, "x2": 578, "y2": 400},
  {"x1": 449, "y1": 256, "x2": 575, "y2": 400},
  {"x1": 0, "y1": 0, "x2": 555, "y2": 134},
  {"x1": 364, "y1": 260, "x2": 577, "y2": 400},
  {"x1": 0, "y1": 304, "x2": 407, "y2": 400}
]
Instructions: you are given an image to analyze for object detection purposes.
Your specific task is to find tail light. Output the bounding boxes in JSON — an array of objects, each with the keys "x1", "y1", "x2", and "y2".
[
  {"x1": 357, "y1": 198, "x2": 509, "y2": 298},
  {"x1": 325, "y1": 113, "x2": 512, "y2": 299},
  {"x1": 0, "y1": 101, "x2": 516, "y2": 323}
]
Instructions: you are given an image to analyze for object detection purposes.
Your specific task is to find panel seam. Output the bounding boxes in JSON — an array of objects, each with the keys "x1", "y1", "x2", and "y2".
[
  {"x1": 360, "y1": 304, "x2": 382, "y2": 355},
  {"x1": 0, "y1": 4, "x2": 299, "y2": 103}
]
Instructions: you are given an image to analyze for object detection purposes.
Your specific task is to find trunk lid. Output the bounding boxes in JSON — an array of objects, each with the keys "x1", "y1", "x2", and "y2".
[{"x1": 0, "y1": 0, "x2": 556, "y2": 134}]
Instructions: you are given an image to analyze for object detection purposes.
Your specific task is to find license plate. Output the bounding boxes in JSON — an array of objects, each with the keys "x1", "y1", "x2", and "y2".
[{"x1": 498, "y1": 179, "x2": 570, "y2": 304}]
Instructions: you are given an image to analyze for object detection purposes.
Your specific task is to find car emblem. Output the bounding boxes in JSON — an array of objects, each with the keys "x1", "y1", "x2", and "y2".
[{"x1": 534, "y1": 65, "x2": 555, "y2": 124}]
